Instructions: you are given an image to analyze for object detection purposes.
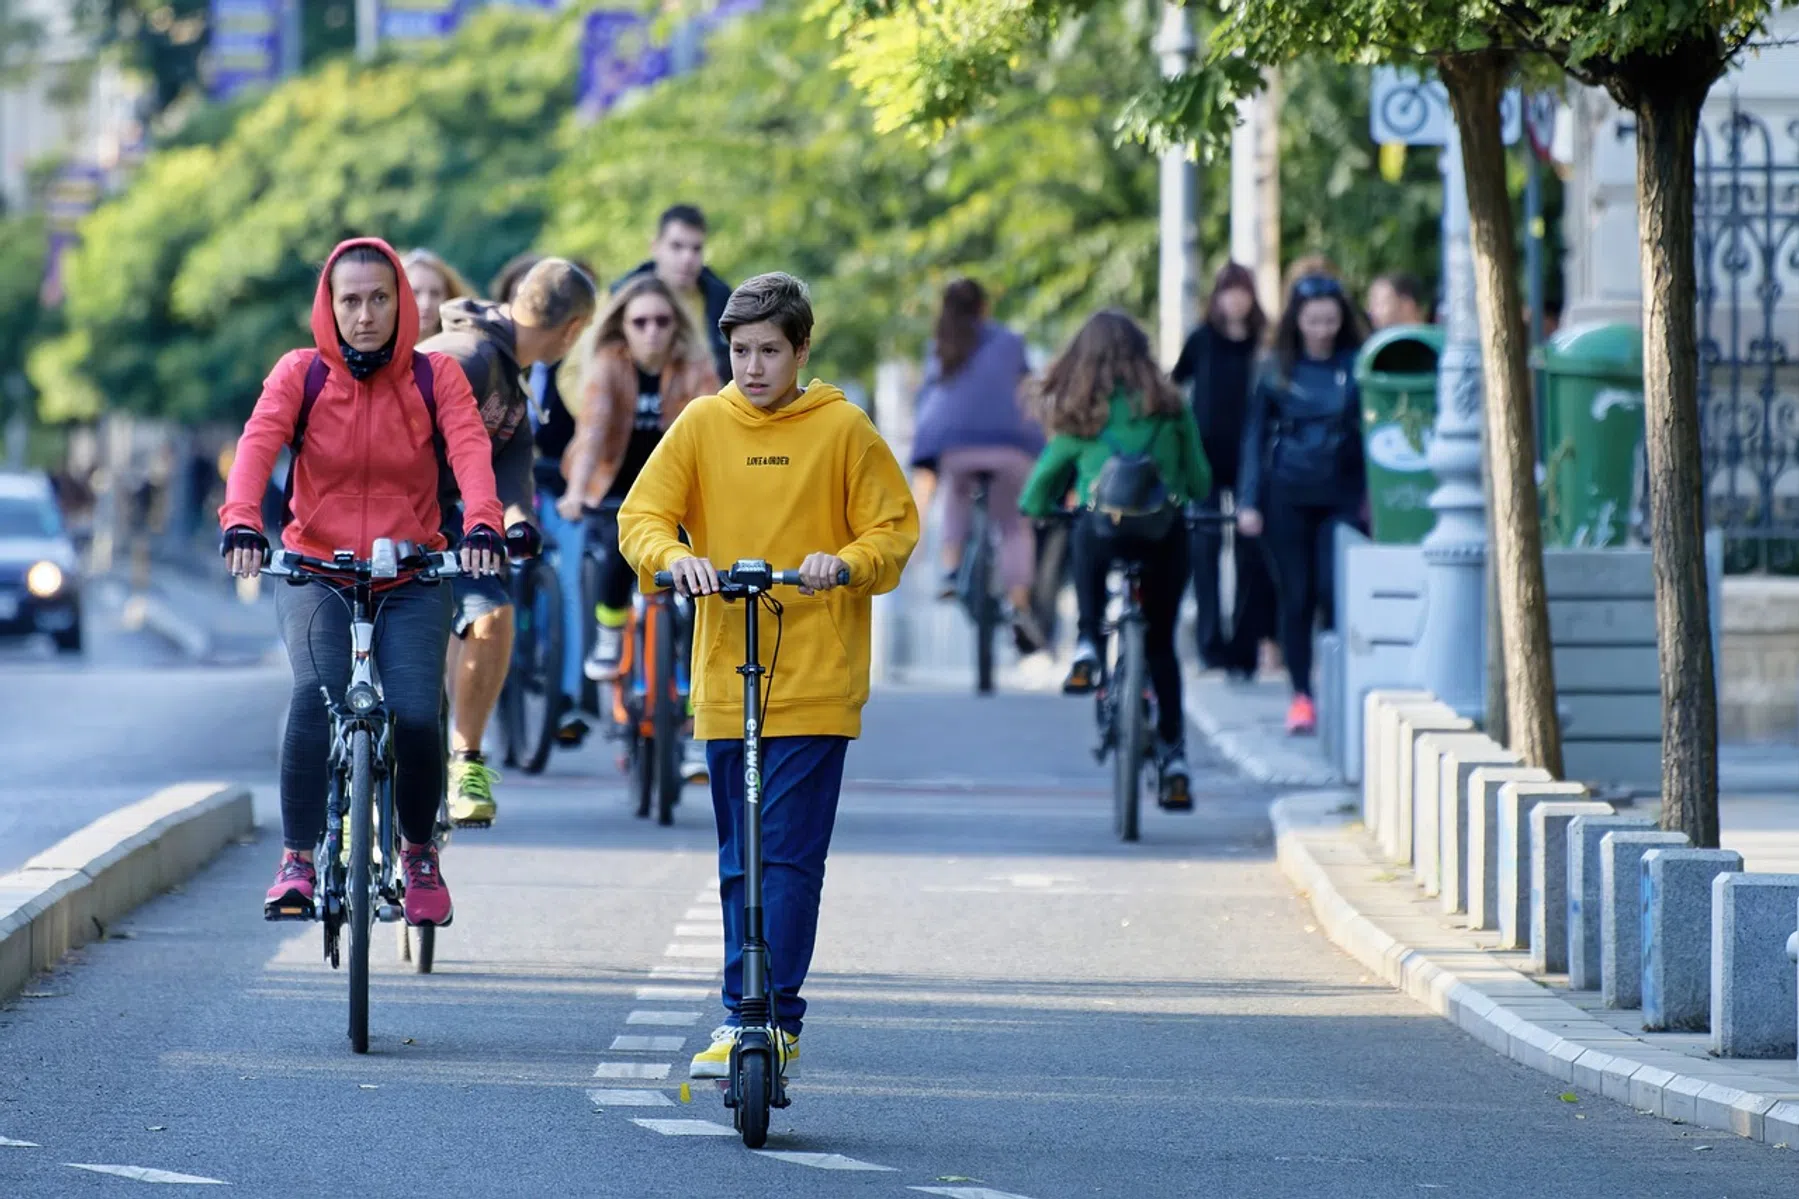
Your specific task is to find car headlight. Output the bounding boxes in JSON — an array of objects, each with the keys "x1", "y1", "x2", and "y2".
[
  {"x1": 25, "y1": 561, "x2": 63, "y2": 598},
  {"x1": 345, "y1": 683, "x2": 379, "y2": 714}
]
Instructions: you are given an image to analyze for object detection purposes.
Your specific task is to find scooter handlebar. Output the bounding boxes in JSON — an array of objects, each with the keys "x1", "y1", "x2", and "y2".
[{"x1": 652, "y1": 564, "x2": 852, "y2": 591}]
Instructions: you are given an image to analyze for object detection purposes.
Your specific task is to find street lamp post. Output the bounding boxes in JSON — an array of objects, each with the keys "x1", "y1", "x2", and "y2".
[
  {"x1": 356, "y1": 0, "x2": 379, "y2": 61},
  {"x1": 1413, "y1": 119, "x2": 1489, "y2": 720},
  {"x1": 1154, "y1": 4, "x2": 1199, "y2": 367}
]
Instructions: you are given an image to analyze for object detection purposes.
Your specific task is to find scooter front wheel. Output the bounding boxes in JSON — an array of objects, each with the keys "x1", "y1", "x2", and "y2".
[{"x1": 735, "y1": 1048, "x2": 771, "y2": 1148}]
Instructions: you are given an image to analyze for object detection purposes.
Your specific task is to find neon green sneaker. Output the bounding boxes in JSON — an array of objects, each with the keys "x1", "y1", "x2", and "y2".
[
  {"x1": 447, "y1": 755, "x2": 500, "y2": 827},
  {"x1": 689, "y1": 1025, "x2": 797, "y2": 1079}
]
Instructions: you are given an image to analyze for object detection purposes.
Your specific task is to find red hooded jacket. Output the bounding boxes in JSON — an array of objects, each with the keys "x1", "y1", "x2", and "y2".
[{"x1": 218, "y1": 238, "x2": 504, "y2": 559}]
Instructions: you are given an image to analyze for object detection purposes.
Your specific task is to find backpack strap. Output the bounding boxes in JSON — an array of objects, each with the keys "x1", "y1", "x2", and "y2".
[{"x1": 280, "y1": 351, "x2": 447, "y2": 530}]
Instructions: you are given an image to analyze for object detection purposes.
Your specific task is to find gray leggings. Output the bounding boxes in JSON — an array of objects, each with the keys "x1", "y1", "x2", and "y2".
[{"x1": 275, "y1": 578, "x2": 452, "y2": 851}]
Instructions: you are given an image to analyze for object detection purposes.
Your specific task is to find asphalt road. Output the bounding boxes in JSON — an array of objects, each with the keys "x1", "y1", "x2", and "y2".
[
  {"x1": 2, "y1": 687, "x2": 1793, "y2": 1197},
  {"x1": 0, "y1": 572, "x2": 285, "y2": 872}
]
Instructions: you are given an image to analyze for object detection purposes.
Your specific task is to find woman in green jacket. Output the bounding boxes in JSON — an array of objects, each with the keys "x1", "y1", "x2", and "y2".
[{"x1": 1020, "y1": 310, "x2": 1212, "y2": 808}]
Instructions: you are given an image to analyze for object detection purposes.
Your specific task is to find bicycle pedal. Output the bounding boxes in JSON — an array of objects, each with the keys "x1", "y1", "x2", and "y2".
[
  {"x1": 264, "y1": 900, "x2": 315, "y2": 921},
  {"x1": 376, "y1": 904, "x2": 404, "y2": 922},
  {"x1": 450, "y1": 818, "x2": 491, "y2": 829}
]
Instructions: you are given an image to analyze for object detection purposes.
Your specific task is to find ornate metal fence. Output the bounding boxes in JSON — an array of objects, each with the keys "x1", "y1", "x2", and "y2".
[{"x1": 1695, "y1": 98, "x2": 1799, "y2": 573}]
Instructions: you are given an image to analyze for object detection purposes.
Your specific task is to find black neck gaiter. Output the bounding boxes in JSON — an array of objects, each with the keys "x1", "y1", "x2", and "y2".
[{"x1": 340, "y1": 337, "x2": 395, "y2": 381}]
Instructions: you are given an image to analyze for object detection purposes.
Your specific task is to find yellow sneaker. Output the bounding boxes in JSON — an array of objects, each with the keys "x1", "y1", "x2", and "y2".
[
  {"x1": 689, "y1": 1026, "x2": 798, "y2": 1079},
  {"x1": 690, "y1": 1025, "x2": 737, "y2": 1079},
  {"x1": 447, "y1": 755, "x2": 500, "y2": 826}
]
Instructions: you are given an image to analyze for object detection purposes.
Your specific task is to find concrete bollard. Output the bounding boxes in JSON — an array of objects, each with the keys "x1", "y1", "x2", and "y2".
[
  {"x1": 1466, "y1": 766, "x2": 1555, "y2": 932},
  {"x1": 1711, "y1": 873, "x2": 1799, "y2": 1058},
  {"x1": 1386, "y1": 706, "x2": 1473, "y2": 865},
  {"x1": 1641, "y1": 848, "x2": 1743, "y2": 1032},
  {"x1": 1601, "y1": 830, "x2": 1690, "y2": 1009},
  {"x1": 1364, "y1": 690, "x2": 1434, "y2": 831},
  {"x1": 1528, "y1": 800, "x2": 1615, "y2": 973},
  {"x1": 1497, "y1": 781, "x2": 1590, "y2": 950},
  {"x1": 1567, "y1": 814, "x2": 1658, "y2": 991},
  {"x1": 1414, "y1": 732, "x2": 1501, "y2": 899},
  {"x1": 1437, "y1": 739, "x2": 1520, "y2": 916}
]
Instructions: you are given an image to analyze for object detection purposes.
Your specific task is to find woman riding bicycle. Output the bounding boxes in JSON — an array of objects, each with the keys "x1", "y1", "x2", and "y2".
[
  {"x1": 218, "y1": 237, "x2": 509, "y2": 927},
  {"x1": 1019, "y1": 310, "x2": 1212, "y2": 808},
  {"x1": 909, "y1": 278, "x2": 1048, "y2": 652},
  {"x1": 561, "y1": 274, "x2": 719, "y2": 690}
]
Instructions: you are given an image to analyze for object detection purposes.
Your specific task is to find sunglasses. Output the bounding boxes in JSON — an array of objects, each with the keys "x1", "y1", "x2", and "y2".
[
  {"x1": 1293, "y1": 274, "x2": 1344, "y2": 301},
  {"x1": 630, "y1": 315, "x2": 674, "y2": 331}
]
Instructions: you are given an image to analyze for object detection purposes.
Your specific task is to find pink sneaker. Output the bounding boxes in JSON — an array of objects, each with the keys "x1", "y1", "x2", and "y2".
[
  {"x1": 264, "y1": 852, "x2": 316, "y2": 918},
  {"x1": 402, "y1": 844, "x2": 454, "y2": 927},
  {"x1": 1286, "y1": 694, "x2": 1317, "y2": 736}
]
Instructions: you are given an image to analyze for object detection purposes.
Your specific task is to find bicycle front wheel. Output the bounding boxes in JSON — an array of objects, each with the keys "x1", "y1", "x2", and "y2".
[
  {"x1": 511, "y1": 561, "x2": 564, "y2": 775},
  {"x1": 1113, "y1": 619, "x2": 1146, "y2": 843},
  {"x1": 348, "y1": 727, "x2": 374, "y2": 1052}
]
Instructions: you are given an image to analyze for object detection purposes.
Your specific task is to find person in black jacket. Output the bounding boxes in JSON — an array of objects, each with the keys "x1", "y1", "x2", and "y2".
[
  {"x1": 612, "y1": 204, "x2": 735, "y2": 383},
  {"x1": 1171, "y1": 262, "x2": 1276, "y2": 679},
  {"x1": 1237, "y1": 273, "x2": 1369, "y2": 735}
]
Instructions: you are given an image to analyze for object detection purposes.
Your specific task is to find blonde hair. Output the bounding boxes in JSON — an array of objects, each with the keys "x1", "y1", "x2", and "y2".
[
  {"x1": 559, "y1": 275, "x2": 706, "y2": 409},
  {"x1": 400, "y1": 248, "x2": 474, "y2": 302},
  {"x1": 1030, "y1": 309, "x2": 1182, "y2": 438}
]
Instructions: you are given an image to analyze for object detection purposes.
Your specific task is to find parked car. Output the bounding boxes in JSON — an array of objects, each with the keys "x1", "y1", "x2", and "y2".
[{"x1": 0, "y1": 470, "x2": 83, "y2": 653}]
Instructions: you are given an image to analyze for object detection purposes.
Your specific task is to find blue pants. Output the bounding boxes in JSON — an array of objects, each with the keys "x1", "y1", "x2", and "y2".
[
  {"x1": 706, "y1": 735, "x2": 848, "y2": 1036},
  {"x1": 535, "y1": 490, "x2": 589, "y2": 700}
]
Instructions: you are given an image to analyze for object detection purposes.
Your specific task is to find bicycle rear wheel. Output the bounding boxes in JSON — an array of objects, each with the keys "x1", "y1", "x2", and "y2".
[
  {"x1": 348, "y1": 727, "x2": 373, "y2": 1052},
  {"x1": 1113, "y1": 619, "x2": 1146, "y2": 843},
  {"x1": 508, "y1": 561, "x2": 564, "y2": 775}
]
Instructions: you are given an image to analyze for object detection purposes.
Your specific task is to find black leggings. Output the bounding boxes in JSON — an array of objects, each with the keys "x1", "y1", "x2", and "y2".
[
  {"x1": 1072, "y1": 520, "x2": 1190, "y2": 746},
  {"x1": 1190, "y1": 493, "x2": 1276, "y2": 672},
  {"x1": 588, "y1": 507, "x2": 634, "y2": 615},
  {"x1": 1259, "y1": 502, "x2": 1347, "y2": 699},
  {"x1": 276, "y1": 578, "x2": 452, "y2": 850}
]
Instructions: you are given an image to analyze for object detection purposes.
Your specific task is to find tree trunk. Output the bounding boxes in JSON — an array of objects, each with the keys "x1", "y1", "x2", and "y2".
[
  {"x1": 1483, "y1": 427, "x2": 1509, "y2": 747},
  {"x1": 1621, "y1": 71, "x2": 1720, "y2": 848},
  {"x1": 1440, "y1": 52, "x2": 1563, "y2": 776}
]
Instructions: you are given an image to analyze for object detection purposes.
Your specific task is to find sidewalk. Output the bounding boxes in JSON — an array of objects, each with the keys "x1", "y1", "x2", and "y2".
[
  {"x1": 1185, "y1": 674, "x2": 1799, "y2": 1148},
  {"x1": 99, "y1": 552, "x2": 279, "y2": 666}
]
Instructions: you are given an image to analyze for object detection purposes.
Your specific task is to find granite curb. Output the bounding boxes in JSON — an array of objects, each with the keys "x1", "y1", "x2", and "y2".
[
  {"x1": 1271, "y1": 791, "x2": 1799, "y2": 1149},
  {"x1": 0, "y1": 782, "x2": 255, "y2": 1002}
]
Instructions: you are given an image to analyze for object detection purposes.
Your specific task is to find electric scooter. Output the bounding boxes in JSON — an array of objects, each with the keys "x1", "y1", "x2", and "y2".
[{"x1": 653, "y1": 557, "x2": 848, "y2": 1149}]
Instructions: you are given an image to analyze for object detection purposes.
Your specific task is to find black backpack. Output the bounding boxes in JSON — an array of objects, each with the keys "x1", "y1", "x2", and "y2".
[{"x1": 1087, "y1": 419, "x2": 1177, "y2": 542}]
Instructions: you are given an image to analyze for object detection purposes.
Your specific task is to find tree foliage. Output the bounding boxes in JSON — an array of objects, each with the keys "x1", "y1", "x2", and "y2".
[{"x1": 33, "y1": 9, "x2": 573, "y2": 424}]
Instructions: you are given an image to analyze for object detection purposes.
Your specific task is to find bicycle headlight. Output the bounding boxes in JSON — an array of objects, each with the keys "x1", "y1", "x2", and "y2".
[
  {"x1": 25, "y1": 561, "x2": 63, "y2": 598},
  {"x1": 345, "y1": 683, "x2": 379, "y2": 714}
]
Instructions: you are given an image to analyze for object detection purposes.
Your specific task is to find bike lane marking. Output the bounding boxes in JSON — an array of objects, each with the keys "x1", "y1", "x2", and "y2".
[
  {"x1": 65, "y1": 1164, "x2": 229, "y2": 1184},
  {"x1": 753, "y1": 1151, "x2": 897, "y2": 1172}
]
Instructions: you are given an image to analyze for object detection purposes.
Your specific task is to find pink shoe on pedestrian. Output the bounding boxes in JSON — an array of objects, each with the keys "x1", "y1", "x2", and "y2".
[
  {"x1": 264, "y1": 851, "x2": 316, "y2": 919},
  {"x1": 401, "y1": 843, "x2": 454, "y2": 927},
  {"x1": 1286, "y1": 694, "x2": 1317, "y2": 735}
]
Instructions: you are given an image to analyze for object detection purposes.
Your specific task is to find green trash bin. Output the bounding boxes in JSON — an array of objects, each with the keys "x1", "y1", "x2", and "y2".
[
  {"x1": 1533, "y1": 323, "x2": 1644, "y2": 548},
  {"x1": 1354, "y1": 325, "x2": 1443, "y2": 544}
]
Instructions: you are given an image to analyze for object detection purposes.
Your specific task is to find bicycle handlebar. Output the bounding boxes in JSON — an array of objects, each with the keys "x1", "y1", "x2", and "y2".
[
  {"x1": 261, "y1": 542, "x2": 463, "y2": 583},
  {"x1": 1040, "y1": 507, "x2": 1235, "y2": 529},
  {"x1": 652, "y1": 561, "x2": 852, "y2": 594}
]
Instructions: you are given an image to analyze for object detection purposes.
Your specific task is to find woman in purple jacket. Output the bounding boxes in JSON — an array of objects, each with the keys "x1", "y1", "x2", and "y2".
[{"x1": 910, "y1": 278, "x2": 1049, "y2": 652}]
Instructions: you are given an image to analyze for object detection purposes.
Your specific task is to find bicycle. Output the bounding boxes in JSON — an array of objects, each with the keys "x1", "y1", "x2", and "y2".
[
  {"x1": 653, "y1": 558, "x2": 847, "y2": 1149},
  {"x1": 498, "y1": 508, "x2": 564, "y2": 776},
  {"x1": 948, "y1": 471, "x2": 1001, "y2": 695},
  {"x1": 1058, "y1": 509, "x2": 1229, "y2": 843},
  {"x1": 588, "y1": 498, "x2": 696, "y2": 826},
  {"x1": 610, "y1": 581, "x2": 694, "y2": 826},
  {"x1": 260, "y1": 538, "x2": 462, "y2": 1052}
]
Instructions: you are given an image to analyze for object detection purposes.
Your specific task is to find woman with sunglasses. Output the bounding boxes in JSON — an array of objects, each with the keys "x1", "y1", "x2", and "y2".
[
  {"x1": 1237, "y1": 273, "x2": 1369, "y2": 735},
  {"x1": 561, "y1": 274, "x2": 719, "y2": 695}
]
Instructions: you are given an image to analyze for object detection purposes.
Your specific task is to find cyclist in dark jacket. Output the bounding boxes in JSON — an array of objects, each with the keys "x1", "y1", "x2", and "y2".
[{"x1": 1237, "y1": 273, "x2": 1368, "y2": 736}]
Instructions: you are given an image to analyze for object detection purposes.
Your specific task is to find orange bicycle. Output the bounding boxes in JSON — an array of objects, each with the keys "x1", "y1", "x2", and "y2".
[{"x1": 608, "y1": 584, "x2": 695, "y2": 825}]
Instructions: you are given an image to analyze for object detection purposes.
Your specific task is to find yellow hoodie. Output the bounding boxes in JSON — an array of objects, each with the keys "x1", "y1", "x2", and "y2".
[{"x1": 618, "y1": 380, "x2": 919, "y2": 740}]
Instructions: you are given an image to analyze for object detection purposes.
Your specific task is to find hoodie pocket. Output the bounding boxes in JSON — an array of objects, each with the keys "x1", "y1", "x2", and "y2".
[{"x1": 705, "y1": 592, "x2": 852, "y2": 708}]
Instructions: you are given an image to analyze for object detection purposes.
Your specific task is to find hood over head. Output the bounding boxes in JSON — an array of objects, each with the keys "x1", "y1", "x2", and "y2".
[
  {"x1": 310, "y1": 237, "x2": 419, "y2": 381},
  {"x1": 719, "y1": 380, "x2": 844, "y2": 425}
]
